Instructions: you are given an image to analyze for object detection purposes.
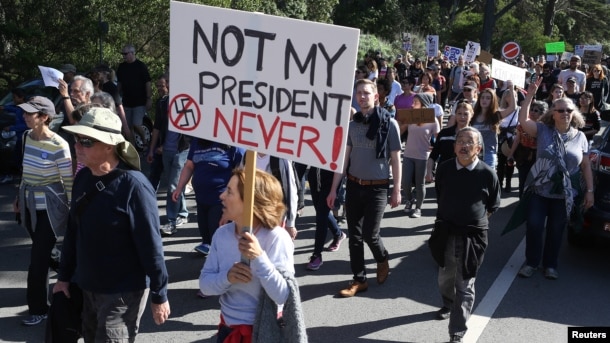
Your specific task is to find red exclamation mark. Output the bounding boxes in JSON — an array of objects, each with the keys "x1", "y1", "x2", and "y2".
[{"x1": 330, "y1": 126, "x2": 343, "y2": 171}]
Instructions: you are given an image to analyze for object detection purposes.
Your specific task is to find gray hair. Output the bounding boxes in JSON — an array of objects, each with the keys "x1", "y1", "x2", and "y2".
[
  {"x1": 90, "y1": 91, "x2": 117, "y2": 113},
  {"x1": 73, "y1": 75, "x2": 94, "y2": 97},
  {"x1": 456, "y1": 126, "x2": 485, "y2": 154}
]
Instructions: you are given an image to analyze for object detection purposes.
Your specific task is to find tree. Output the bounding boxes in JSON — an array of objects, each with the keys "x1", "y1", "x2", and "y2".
[{"x1": 480, "y1": 0, "x2": 523, "y2": 51}]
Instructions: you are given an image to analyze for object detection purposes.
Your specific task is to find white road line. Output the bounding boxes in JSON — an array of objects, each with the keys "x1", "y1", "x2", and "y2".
[{"x1": 464, "y1": 237, "x2": 526, "y2": 343}]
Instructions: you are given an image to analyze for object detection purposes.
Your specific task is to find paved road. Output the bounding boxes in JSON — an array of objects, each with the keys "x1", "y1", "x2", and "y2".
[{"x1": 1, "y1": 162, "x2": 610, "y2": 343}]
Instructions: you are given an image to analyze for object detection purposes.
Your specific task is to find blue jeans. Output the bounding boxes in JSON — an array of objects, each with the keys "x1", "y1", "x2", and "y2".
[
  {"x1": 310, "y1": 179, "x2": 342, "y2": 256},
  {"x1": 438, "y1": 235, "x2": 476, "y2": 338},
  {"x1": 482, "y1": 148, "x2": 497, "y2": 170},
  {"x1": 525, "y1": 193, "x2": 567, "y2": 269},
  {"x1": 197, "y1": 202, "x2": 223, "y2": 245},
  {"x1": 162, "y1": 150, "x2": 188, "y2": 223},
  {"x1": 345, "y1": 180, "x2": 389, "y2": 282}
]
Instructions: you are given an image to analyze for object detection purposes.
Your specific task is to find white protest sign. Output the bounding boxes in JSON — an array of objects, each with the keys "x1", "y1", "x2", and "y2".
[
  {"x1": 491, "y1": 58, "x2": 526, "y2": 88},
  {"x1": 443, "y1": 46, "x2": 463, "y2": 63},
  {"x1": 403, "y1": 33, "x2": 412, "y2": 51},
  {"x1": 575, "y1": 44, "x2": 602, "y2": 56},
  {"x1": 464, "y1": 41, "x2": 480, "y2": 64},
  {"x1": 38, "y1": 66, "x2": 63, "y2": 89},
  {"x1": 169, "y1": 2, "x2": 359, "y2": 172},
  {"x1": 426, "y1": 35, "x2": 439, "y2": 58}
]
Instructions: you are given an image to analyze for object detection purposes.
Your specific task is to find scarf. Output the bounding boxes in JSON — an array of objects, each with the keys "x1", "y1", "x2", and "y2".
[
  {"x1": 353, "y1": 106, "x2": 391, "y2": 159},
  {"x1": 524, "y1": 128, "x2": 575, "y2": 218}
]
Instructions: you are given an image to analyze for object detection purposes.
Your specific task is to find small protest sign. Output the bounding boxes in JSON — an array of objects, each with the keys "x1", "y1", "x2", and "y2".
[{"x1": 396, "y1": 108, "x2": 436, "y2": 126}]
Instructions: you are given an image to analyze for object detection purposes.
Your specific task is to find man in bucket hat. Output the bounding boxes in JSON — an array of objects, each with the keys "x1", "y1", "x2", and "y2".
[{"x1": 54, "y1": 107, "x2": 170, "y2": 341}]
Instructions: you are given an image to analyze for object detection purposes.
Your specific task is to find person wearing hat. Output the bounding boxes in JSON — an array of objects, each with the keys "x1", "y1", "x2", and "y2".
[
  {"x1": 401, "y1": 93, "x2": 440, "y2": 218},
  {"x1": 564, "y1": 76, "x2": 580, "y2": 104},
  {"x1": 558, "y1": 55, "x2": 586, "y2": 92},
  {"x1": 54, "y1": 107, "x2": 170, "y2": 341},
  {"x1": 12, "y1": 96, "x2": 73, "y2": 326},
  {"x1": 59, "y1": 64, "x2": 77, "y2": 84}
]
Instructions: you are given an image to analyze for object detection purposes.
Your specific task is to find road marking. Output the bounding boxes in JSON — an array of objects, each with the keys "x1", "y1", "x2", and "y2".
[{"x1": 464, "y1": 238, "x2": 525, "y2": 343}]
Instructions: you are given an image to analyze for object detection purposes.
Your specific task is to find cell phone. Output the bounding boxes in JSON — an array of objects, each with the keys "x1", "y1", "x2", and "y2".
[{"x1": 240, "y1": 226, "x2": 252, "y2": 265}]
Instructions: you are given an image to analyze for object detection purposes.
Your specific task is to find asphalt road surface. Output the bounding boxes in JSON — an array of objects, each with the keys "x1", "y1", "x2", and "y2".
[{"x1": 1, "y1": 163, "x2": 610, "y2": 343}]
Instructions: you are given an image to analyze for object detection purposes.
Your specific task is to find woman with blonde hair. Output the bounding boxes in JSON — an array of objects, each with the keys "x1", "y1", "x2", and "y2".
[{"x1": 200, "y1": 168, "x2": 306, "y2": 342}]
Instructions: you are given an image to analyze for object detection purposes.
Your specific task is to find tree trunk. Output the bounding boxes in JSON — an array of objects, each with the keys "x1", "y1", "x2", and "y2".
[
  {"x1": 543, "y1": 0, "x2": 558, "y2": 36},
  {"x1": 480, "y1": 0, "x2": 496, "y2": 51}
]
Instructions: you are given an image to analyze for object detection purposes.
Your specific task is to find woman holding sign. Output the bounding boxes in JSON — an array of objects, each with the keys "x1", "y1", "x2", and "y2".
[{"x1": 199, "y1": 169, "x2": 306, "y2": 342}]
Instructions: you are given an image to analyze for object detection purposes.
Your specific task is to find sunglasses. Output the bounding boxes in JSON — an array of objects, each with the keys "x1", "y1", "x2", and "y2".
[
  {"x1": 555, "y1": 108, "x2": 574, "y2": 114},
  {"x1": 74, "y1": 135, "x2": 100, "y2": 148}
]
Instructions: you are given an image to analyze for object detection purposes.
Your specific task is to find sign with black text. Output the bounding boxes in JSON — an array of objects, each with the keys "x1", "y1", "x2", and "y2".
[{"x1": 169, "y1": 2, "x2": 359, "y2": 172}]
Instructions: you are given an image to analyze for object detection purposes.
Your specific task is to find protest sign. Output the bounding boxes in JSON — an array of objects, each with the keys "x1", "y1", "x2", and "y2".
[
  {"x1": 426, "y1": 35, "x2": 439, "y2": 58},
  {"x1": 478, "y1": 50, "x2": 493, "y2": 65},
  {"x1": 403, "y1": 33, "x2": 412, "y2": 51},
  {"x1": 582, "y1": 50, "x2": 602, "y2": 65},
  {"x1": 396, "y1": 108, "x2": 436, "y2": 126},
  {"x1": 575, "y1": 44, "x2": 602, "y2": 57},
  {"x1": 490, "y1": 58, "x2": 526, "y2": 88},
  {"x1": 545, "y1": 41, "x2": 565, "y2": 54},
  {"x1": 169, "y1": 2, "x2": 359, "y2": 172},
  {"x1": 443, "y1": 46, "x2": 463, "y2": 63},
  {"x1": 464, "y1": 41, "x2": 480, "y2": 63}
]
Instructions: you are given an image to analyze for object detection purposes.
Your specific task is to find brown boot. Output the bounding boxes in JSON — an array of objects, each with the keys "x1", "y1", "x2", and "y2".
[
  {"x1": 339, "y1": 280, "x2": 368, "y2": 297},
  {"x1": 377, "y1": 255, "x2": 390, "y2": 284}
]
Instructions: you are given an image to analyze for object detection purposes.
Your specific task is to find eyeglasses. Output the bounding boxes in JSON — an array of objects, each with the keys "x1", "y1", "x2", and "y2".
[
  {"x1": 455, "y1": 140, "x2": 477, "y2": 147},
  {"x1": 74, "y1": 135, "x2": 99, "y2": 148},
  {"x1": 555, "y1": 108, "x2": 574, "y2": 114}
]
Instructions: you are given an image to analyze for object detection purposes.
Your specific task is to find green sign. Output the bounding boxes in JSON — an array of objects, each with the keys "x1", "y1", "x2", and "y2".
[{"x1": 545, "y1": 41, "x2": 565, "y2": 53}]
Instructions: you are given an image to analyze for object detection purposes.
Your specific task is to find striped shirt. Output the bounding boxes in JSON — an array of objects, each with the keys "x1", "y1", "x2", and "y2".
[{"x1": 22, "y1": 132, "x2": 73, "y2": 210}]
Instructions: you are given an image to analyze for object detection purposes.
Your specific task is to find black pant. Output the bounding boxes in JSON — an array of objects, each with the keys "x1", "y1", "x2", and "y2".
[{"x1": 26, "y1": 210, "x2": 57, "y2": 315}]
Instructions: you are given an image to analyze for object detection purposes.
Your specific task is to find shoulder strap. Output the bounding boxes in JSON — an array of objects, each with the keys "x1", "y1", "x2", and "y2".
[{"x1": 74, "y1": 169, "x2": 125, "y2": 219}]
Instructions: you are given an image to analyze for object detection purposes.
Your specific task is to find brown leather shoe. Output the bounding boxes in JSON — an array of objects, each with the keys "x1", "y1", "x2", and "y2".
[
  {"x1": 339, "y1": 280, "x2": 368, "y2": 297},
  {"x1": 377, "y1": 256, "x2": 390, "y2": 284}
]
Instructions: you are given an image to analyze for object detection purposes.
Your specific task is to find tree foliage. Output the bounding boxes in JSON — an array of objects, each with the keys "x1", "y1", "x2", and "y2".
[{"x1": 2, "y1": 0, "x2": 610, "y2": 94}]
